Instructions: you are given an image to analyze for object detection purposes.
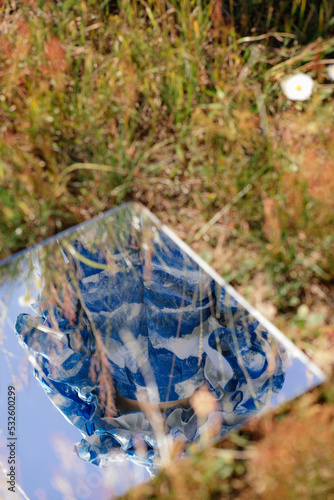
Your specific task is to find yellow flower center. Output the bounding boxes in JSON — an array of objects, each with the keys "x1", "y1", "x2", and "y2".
[{"x1": 296, "y1": 85, "x2": 302, "y2": 91}]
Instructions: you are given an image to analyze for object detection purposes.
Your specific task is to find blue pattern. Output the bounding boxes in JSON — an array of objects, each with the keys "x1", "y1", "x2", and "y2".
[{"x1": 15, "y1": 227, "x2": 286, "y2": 469}]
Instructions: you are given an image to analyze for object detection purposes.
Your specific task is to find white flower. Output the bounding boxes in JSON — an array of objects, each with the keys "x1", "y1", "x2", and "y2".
[
  {"x1": 281, "y1": 73, "x2": 314, "y2": 101},
  {"x1": 327, "y1": 64, "x2": 334, "y2": 81},
  {"x1": 18, "y1": 294, "x2": 35, "y2": 307}
]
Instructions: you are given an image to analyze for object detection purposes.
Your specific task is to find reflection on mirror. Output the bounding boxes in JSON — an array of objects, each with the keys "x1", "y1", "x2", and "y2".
[{"x1": 0, "y1": 202, "x2": 325, "y2": 499}]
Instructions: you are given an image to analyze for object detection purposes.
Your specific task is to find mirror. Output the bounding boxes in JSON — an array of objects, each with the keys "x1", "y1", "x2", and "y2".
[{"x1": 0, "y1": 202, "x2": 325, "y2": 499}]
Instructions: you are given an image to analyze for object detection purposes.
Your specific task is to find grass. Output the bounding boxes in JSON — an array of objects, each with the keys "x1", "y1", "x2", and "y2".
[{"x1": 0, "y1": 0, "x2": 334, "y2": 498}]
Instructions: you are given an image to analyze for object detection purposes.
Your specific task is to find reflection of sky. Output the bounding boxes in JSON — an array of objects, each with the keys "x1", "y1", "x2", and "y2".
[
  {"x1": 0, "y1": 258, "x2": 325, "y2": 499},
  {"x1": 270, "y1": 353, "x2": 323, "y2": 408},
  {"x1": 0, "y1": 278, "x2": 149, "y2": 500}
]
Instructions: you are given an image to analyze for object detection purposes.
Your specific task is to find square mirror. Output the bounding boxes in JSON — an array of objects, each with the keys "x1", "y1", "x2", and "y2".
[{"x1": 0, "y1": 202, "x2": 325, "y2": 499}]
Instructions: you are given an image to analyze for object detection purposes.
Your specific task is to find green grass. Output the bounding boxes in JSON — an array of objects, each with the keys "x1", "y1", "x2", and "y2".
[
  {"x1": 1, "y1": 0, "x2": 333, "y2": 309},
  {"x1": 0, "y1": 1, "x2": 334, "y2": 498}
]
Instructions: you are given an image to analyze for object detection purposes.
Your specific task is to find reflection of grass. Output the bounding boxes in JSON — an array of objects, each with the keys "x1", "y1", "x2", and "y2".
[{"x1": 0, "y1": 0, "x2": 333, "y2": 498}]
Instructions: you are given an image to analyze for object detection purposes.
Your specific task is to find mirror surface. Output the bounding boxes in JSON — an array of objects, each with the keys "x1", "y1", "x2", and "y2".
[{"x1": 0, "y1": 202, "x2": 325, "y2": 499}]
